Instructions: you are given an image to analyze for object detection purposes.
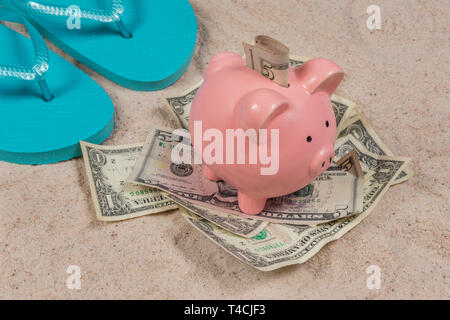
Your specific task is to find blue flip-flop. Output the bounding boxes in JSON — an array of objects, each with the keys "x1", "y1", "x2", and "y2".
[
  {"x1": 0, "y1": 8, "x2": 114, "y2": 165},
  {"x1": 3, "y1": 0, "x2": 198, "y2": 91}
]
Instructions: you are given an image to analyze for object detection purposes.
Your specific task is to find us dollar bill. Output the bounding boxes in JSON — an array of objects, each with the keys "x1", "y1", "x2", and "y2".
[
  {"x1": 331, "y1": 95, "x2": 357, "y2": 133},
  {"x1": 337, "y1": 113, "x2": 414, "y2": 184},
  {"x1": 80, "y1": 141, "x2": 177, "y2": 221},
  {"x1": 128, "y1": 127, "x2": 364, "y2": 225},
  {"x1": 81, "y1": 142, "x2": 265, "y2": 236},
  {"x1": 336, "y1": 149, "x2": 364, "y2": 180},
  {"x1": 165, "y1": 79, "x2": 203, "y2": 129},
  {"x1": 243, "y1": 35, "x2": 290, "y2": 87},
  {"x1": 163, "y1": 193, "x2": 267, "y2": 238},
  {"x1": 178, "y1": 136, "x2": 410, "y2": 271},
  {"x1": 288, "y1": 54, "x2": 310, "y2": 68}
]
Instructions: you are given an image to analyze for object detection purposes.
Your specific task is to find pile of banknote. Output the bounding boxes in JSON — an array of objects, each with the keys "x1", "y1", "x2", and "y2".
[{"x1": 80, "y1": 54, "x2": 411, "y2": 271}]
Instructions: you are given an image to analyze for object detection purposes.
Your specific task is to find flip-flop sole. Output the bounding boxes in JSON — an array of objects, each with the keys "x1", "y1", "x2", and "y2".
[
  {"x1": 13, "y1": 0, "x2": 198, "y2": 91},
  {"x1": 0, "y1": 24, "x2": 114, "y2": 164}
]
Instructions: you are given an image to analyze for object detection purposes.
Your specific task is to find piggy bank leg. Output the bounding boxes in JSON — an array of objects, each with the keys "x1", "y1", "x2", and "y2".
[
  {"x1": 203, "y1": 165, "x2": 221, "y2": 181},
  {"x1": 238, "y1": 192, "x2": 267, "y2": 215}
]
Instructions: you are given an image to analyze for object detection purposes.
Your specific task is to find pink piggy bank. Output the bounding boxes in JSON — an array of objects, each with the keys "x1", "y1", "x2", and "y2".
[{"x1": 189, "y1": 52, "x2": 344, "y2": 214}]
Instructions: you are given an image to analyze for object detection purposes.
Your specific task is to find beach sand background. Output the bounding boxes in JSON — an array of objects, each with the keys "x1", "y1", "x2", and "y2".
[{"x1": 0, "y1": 0, "x2": 448, "y2": 299}]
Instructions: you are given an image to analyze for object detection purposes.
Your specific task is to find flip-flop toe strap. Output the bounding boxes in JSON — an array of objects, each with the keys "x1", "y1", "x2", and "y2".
[
  {"x1": 11, "y1": 0, "x2": 132, "y2": 38},
  {"x1": 0, "y1": 8, "x2": 53, "y2": 101}
]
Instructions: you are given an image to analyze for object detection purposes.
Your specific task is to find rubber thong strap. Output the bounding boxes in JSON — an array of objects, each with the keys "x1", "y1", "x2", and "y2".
[
  {"x1": 0, "y1": 7, "x2": 53, "y2": 101},
  {"x1": 11, "y1": 0, "x2": 131, "y2": 38}
]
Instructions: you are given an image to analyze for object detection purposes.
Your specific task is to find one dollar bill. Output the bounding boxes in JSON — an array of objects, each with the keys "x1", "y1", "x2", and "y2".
[
  {"x1": 80, "y1": 141, "x2": 177, "y2": 221},
  {"x1": 337, "y1": 112, "x2": 413, "y2": 184},
  {"x1": 128, "y1": 127, "x2": 364, "y2": 225},
  {"x1": 163, "y1": 193, "x2": 267, "y2": 238},
  {"x1": 178, "y1": 135, "x2": 410, "y2": 271}
]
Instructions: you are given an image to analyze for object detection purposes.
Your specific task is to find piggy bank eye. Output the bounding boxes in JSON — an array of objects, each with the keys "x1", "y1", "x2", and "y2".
[
  {"x1": 325, "y1": 120, "x2": 329, "y2": 127},
  {"x1": 306, "y1": 136, "x2": 312, "y2": 143}
]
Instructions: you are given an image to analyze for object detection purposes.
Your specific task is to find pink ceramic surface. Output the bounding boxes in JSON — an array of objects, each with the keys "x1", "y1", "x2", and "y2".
[{"x1": 189, "y1": 52, "x2": 344, "y2": 214}]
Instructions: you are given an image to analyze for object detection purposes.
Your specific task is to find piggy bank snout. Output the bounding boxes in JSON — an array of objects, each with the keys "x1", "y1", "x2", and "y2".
[{"x1": 309, "y1": 145, "x2": 335, "y2": 176}]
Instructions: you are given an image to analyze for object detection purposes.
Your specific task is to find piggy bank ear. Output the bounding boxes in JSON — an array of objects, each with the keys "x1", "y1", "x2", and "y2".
[
  {"x1": 295, "y1": 58, "x2": 344, "y2": 96},
  {"x1": 204, "y1": 52, "x2": 244, "y2": 79},
  {"x1": 237, "y1": 88, "x2": 289, "y2": 130}
]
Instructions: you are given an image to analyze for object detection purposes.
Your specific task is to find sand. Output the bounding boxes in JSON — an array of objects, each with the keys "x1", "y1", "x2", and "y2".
[{"x1": 0, "y1": 0, "x2": 449, "y2": 299}]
